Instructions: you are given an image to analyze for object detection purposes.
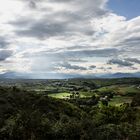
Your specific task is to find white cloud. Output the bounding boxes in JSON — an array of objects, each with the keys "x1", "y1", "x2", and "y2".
[{"x1": 0, "y1": 0, "x2": 140, "y2": 77}]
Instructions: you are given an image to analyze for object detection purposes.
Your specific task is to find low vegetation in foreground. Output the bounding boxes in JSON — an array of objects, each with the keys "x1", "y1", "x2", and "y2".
[{"x1": 0, "y1": 78, "x2": 140, "y2": 140}]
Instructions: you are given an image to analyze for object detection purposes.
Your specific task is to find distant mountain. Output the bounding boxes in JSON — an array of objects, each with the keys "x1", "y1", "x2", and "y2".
[
  {"x1": 99, "y1": 72, "x2": 140, "y2": 78},
  {"x1": 0, "y1": 72, "x2": 27, "y2": 79},
  {"x1": 0, "y1": 72, "x2": 14, "y2": 79},
  {"x1": 0, "y1": 71, "x2": 140, "y2": 79}
]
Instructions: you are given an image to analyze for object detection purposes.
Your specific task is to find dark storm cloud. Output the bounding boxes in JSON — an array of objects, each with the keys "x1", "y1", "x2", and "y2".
[
  {"x1": 11, "y1": 16, "x2": 94, "y2": 39},
  {"x1": 22, "y1": 48, "x2": 119, "y2": 59},
  {"x1": 107, "y1": 67, "x2": 112, "y2": 69},
  {"x1": 0, "y1": 37, "x2": 10, "y2": 48},
  {"x1": 68, "y1": 58, "x2": 87, "y2": 63},
  {"x1": 118, "y1": 36, "x2": 140, "y2": 49},
  {"x1": 10, "y1": 17, "x2": 34, "y2": 27},
  {"x1": 108, "y1": 59, "x2": 133, "y2": 67},
  {"x1": 0, "y1": 50, "x2": 13, "y2": 61},
  {"x1": 28, "y1": 1, "x2": 37, "y2": 8},
  {"x1": 89, "y1": 65, "x2": 96, "y2": 69},
  {"x1": 15, "y1": 21, "x2": 69, "y2": 39},
  {"x1": 60, "y1": 62, "x2": 87, "y2": 70},
  {"x1": 60, "y1": 48, "x2": 119, "y2": 58},
  {"x1": 25, "y1": 48, "x2": 118, "y2": 60},
  {"x1": 125, "y1": 58, "x2": 140, "y2": 64},
  {"x1": 10, "y1": 0, "x2": 108, "y2": 39},
  {"x1": 124, "y1": 37, "x2": 140, "y2": 44}
]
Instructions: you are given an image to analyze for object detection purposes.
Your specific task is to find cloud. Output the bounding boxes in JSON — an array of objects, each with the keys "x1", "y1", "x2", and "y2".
[
  {"x1": 48, "y1": 48, "x2": 120, "y2": 59},
  {"x1": 10, "y1": 0, "x2": 108, "y2": 39},
  {"x1": 0, "y1": 0, "x2": 140, "y2": 78},
  {"x1": 108, "y1": 59, "x2": 133, "y2": 67},
  {"x1": 67, "y1": 58, "x2": 87, "y2": 63},
  {"x1": 108, "y1": 57, "x2": 140, "y2": 69},
  {"x1": 0, "y1": 50, "x2": 13, "y2": 61},
  {"x1": 21, "y1": 48, "x2": 119, "y2": 63},
  {"x1": 15, "y1": 20, "x2": 70, "y2": 39},
  {"x1": 59, "y1": 62, "x2": 87, "y2": 70},
  {"x1": 89, "y1": 65, "x2": 96, "y2": 69},
  {"x1": 0, "y1": 37, "x2": 10, "y2": 48},
  {"x1": 125, "y1": 58, "x2": 140, "y2": 64}
]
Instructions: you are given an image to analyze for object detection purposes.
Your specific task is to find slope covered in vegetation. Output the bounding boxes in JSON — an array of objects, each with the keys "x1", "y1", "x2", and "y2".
[{"x1": 0, "y1": 86, "x2": 140, "y2": 140}]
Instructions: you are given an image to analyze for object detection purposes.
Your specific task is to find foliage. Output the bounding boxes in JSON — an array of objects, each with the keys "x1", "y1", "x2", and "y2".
[{"x1": 0, "y1": 78, "x2": 140, "y2": 140}]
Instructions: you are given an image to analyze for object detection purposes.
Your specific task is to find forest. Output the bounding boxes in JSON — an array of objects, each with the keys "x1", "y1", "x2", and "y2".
[{"x1": 0, "y1": 78, "x2": 140, "y2": 140}]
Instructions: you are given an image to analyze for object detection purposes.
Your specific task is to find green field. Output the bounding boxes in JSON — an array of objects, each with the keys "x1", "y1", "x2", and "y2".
[
  {"x1": 48, "y1": 91, "x2": 94, "y2": 99},
  {"x1": 109, "y1": 96, "x2": 132, "y2": 106},
  {"x1": 47, "y1": 84, "x2": 140, "y2": 106},
  {"x1": 97, "y1": 84, "x2": 139, "y2": 96},
  {"x1": 48, "y1": 92, "x2": 71, "y2": 98}
]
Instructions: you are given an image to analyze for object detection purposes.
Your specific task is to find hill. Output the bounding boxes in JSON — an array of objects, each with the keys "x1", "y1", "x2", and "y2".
[{"x1": 0, "y1": 86, "x2": 140, "y2": 140}]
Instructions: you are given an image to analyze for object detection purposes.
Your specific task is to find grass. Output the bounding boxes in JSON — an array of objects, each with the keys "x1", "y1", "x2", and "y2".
[
  {"x1": 80, "y1": 92, "x2": 94, "y2": 98},
  {"x1": 48, "y1": 92, "x2": 95, "y2": 99},
  {"x1": 116, "y1": 86, "x2": 140, "y2": 96},
  {"x1": 109, "y1": 96, "x2": 132, "y2": 106},
  {"x1": 42, "y1": 83, "x2": 139, "y2": 107},
  {"x1": 97, "y1": 84, "x2": 140, "y2": 96},
  {"x1": 48, "y1": 92, "x2": 71, "y2": 99}
]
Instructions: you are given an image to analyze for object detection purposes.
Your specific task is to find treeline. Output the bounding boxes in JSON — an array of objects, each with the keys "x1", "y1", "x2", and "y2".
[{"x1": 0, "y1": 86, "x2": 140, "y2": 140}]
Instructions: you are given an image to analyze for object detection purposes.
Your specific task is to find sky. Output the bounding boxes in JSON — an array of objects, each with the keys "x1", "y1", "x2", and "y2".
[
  {"x1": 0, "y1": 0, "x2": 140, "y2": 79},
  {"x1": 108, "y1": 0, "x2": 140, "y2": 19}
]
